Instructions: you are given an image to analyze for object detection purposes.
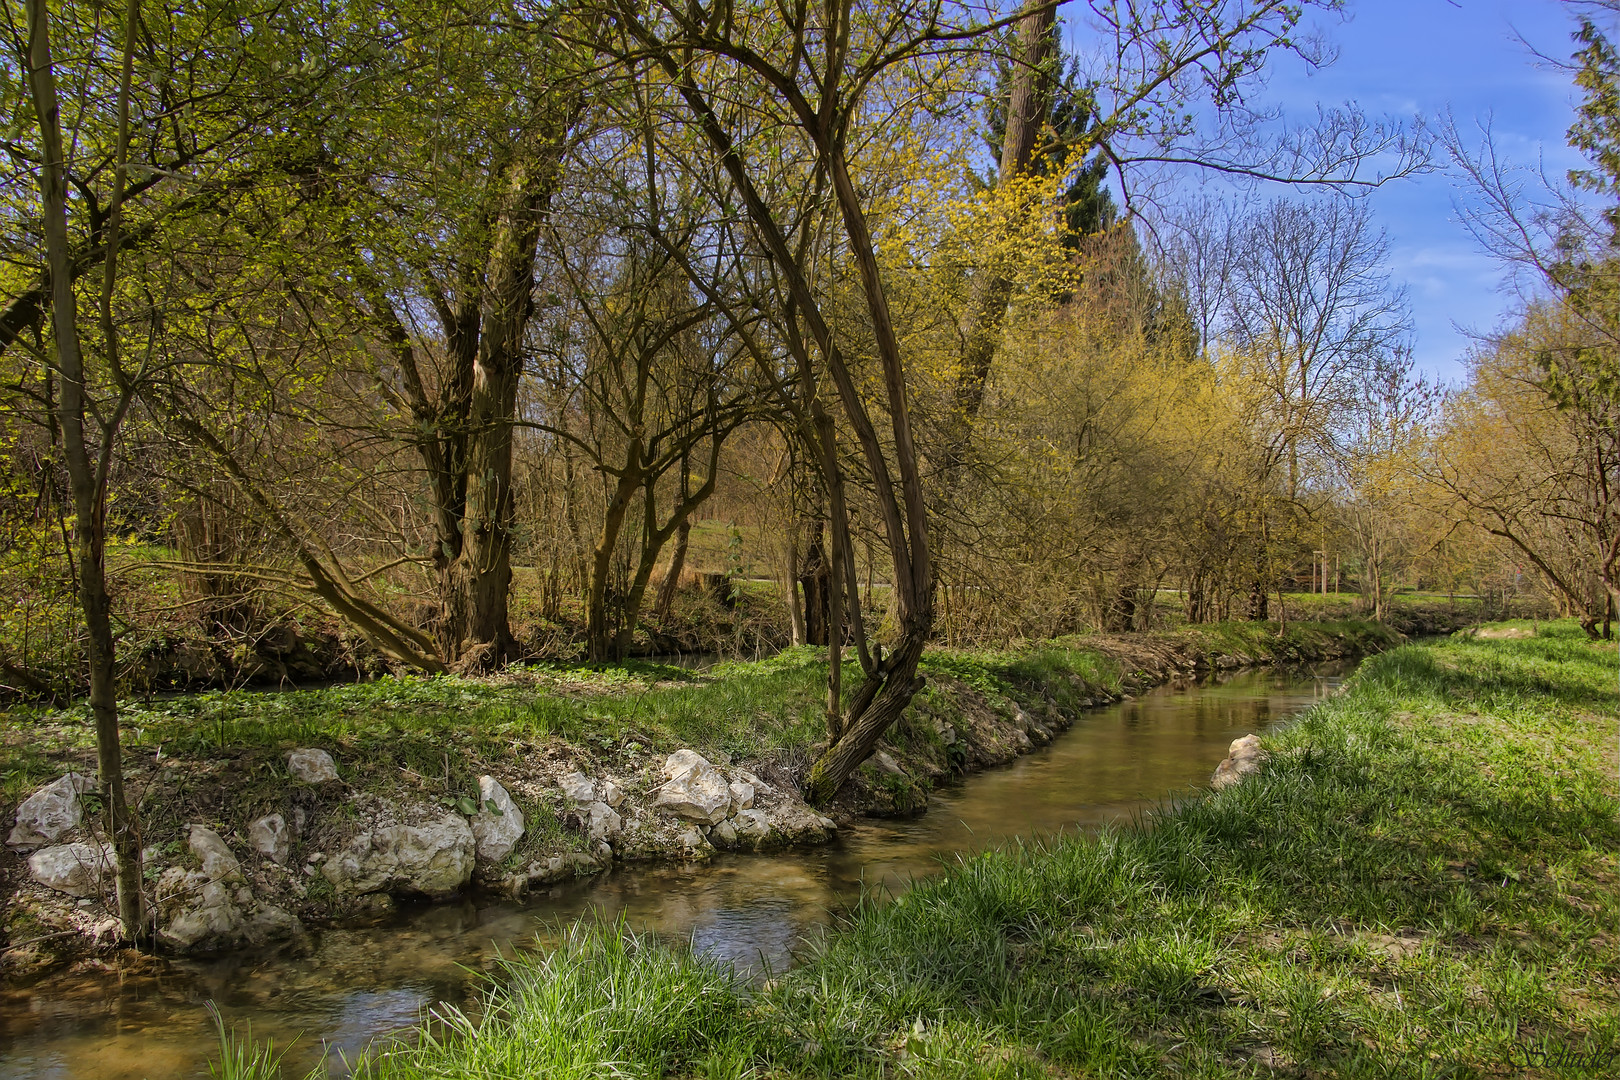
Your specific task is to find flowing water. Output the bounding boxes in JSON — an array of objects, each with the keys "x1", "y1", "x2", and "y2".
[{"x1": 0, "y1": 662, "x2": 1350, "y2": 1079}]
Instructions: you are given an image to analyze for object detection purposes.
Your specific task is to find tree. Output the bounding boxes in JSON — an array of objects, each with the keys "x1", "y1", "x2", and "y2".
[
  {"x1": 14, "y1": 0, "x2": 146, "y2": 940},
  {"x1": 137, "y1": 3, "x2": 594, "y2": 672},
  {"x1": 1335, "y1": 353, "x2": 1437, "y2": 622},
  {"x1": 1445, "y1": 4, "x2": 1620, "y2": 610},
  {"x1": 1435, "y1": 304, "x2": 1617, "y2": 638}
]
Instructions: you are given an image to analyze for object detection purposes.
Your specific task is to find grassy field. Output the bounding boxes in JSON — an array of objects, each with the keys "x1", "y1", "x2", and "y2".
[{"x1": 221, "y1": 622, "x2": 1620, "y2": 1079}]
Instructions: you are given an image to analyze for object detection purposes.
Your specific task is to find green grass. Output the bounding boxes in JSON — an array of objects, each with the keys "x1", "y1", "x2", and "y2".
[
  {"x1": 1, "y1": 620, "x2": 1390, "y2": 803},
  {"x1": 313, "y1": 623, "x2": 1618, "y2": 1079}
]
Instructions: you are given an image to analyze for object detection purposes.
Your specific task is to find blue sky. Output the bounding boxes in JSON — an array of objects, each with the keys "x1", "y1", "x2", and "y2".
[
  {"x1": 1278, "y1": 0, "x2": 1587, "y2": 381},
  {"x1": 1078, "y1": 0, "x2": 1593, "y2": 382}
]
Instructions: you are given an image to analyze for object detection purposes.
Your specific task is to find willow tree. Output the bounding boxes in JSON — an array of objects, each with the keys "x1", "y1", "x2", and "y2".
[{"x1": 320, "y1": 4, "x2": 592, "y2": 669}]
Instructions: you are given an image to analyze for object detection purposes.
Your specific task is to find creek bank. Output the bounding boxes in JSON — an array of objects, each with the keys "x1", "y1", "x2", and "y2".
[
  {"x1": 0, "y1": 619, "x2": 1398, "y2": 978},
  {"x1": 325, "y1": 624, "x2": 1617, "y2": 1080}
]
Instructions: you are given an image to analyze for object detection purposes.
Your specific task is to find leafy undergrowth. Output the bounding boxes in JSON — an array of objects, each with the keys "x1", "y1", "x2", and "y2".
[{"x1": 287, "y1": 623, "x2": 1620, "y2": 1080}]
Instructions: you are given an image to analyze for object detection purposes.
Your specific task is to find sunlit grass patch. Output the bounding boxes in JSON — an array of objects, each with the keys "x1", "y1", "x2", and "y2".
[{"x1": 319, "y1": 624, "x2": 1619, "y2": 1079}]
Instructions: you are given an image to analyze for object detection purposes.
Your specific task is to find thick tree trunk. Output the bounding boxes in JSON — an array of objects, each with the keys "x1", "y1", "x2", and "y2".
[
  {"x1": 785, "y1": 528, "x2": 807, "y2": 646},
  {"x1": 802, "y1": 628, "x2": 927, "y2": 806},
  {"x1": 436, "y1": 147, "x2": 561, "y2": 669},
  {"x1": 587, "y1": 468, "x2": 640, "y2": 662},
  {"x1": 439, "y1": 365, "x2": 518, "y2": 667},
  {"x1": 799, "y1": 534, "x2": 831, "y2": 646}
]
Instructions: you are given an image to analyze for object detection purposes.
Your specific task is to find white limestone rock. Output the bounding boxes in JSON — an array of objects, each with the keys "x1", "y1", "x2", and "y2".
[
  {"x1": 654, "y1": 753, "x2": 731, "y2": 825},
  {"x1": 734, "y1": 768, "x2": 774, "y2": 795},
  {"x1": 762, "y1": 800, "x2": 838, "y2": 845},
  {"x1": 727, "y1": 780, "x2": 755, "y2": 812},
  {"x1": 321, "y1": 812, "x2": 475, "y2": 899},
  {"x1": 1211, "y1": 734, "x2": 1267, "y2": 790},
  {"x1": 8, "y1": 773, "x2": 94, "y2": 851},
  {"x1": 154, "y1": 866, "x2": 303, "y2": 953},
  {"x1": 733, "y1": 809, "x2": 771, "y2": 843},
  {"x1": 28, "y1": 841, "x2": 113, "y2": 897},
  {"x1": 247, "y1": 814, "x2": 291, "y2": 865},
  {"x1": 524, "y1": 855, "x2": 569, "y2": 886},
  {"x1": 585, "y1": 801, "x2": 622, "y2": 842},
  {"x1": 471, "y1": 775, "x2": 525, "y2": 865},
  {"x1": 662, "y1": 749, "x2": 708, "y2": 780},
  {"x1": 188, "y1": 825, "x2": 243, "y2": 883},
  {"x1": 559, "y1": 772, "x2": 595, "y2": 806},
  {"x1": 287, "y1": 748, "x2": 339, "y2": 784},
  {"x1": 600, "y1": 779, "x2": 626, "y2": 808},
  {"x1": 710, "y1": 819, "x2": 738, "y2": 848},
  {"x1": 156, "y1": 870, "x2": 242, "y2": 950},
  {"x1": 244, "y1": 903, "x2": 302, "y2": 943}
]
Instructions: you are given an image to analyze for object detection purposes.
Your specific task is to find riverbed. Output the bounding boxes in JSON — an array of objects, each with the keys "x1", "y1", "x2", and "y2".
[{"x1": 0, "y1": 662, "x2": 1349, "y2": 1079}]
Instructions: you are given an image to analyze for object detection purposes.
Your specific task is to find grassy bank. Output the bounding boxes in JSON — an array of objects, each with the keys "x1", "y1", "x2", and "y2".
[
  {"x1": 0, "y1": 618, "x2": 1393, "y2": 816},
  {"x1": 277, "y1": 623, "x2": 1618, "y2": 1079}
]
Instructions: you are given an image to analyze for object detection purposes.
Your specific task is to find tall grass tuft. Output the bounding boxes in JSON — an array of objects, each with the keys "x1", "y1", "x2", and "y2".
[{"x1": 206, "y1": 1003, "x2": 319, "y2": 1080}]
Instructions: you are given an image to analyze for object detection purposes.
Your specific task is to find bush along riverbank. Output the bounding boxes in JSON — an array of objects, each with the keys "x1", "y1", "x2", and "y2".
[
  {"x1": 0, "y1": 619, "x2": 1396, "y2": 977},
  {"x1": 268, "y1": 621, "x2": 1616, "y2": 1080}
]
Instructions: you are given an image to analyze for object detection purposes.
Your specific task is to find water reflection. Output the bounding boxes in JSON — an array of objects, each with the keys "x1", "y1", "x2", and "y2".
[{"x1": 0, "y1": 663, "x2": 1347, "y2": 1079}]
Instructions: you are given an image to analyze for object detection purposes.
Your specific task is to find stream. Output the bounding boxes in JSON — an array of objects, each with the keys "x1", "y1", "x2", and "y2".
[{"x1": 0, "y1": 661, "x2": 1351, "y2": 1079}]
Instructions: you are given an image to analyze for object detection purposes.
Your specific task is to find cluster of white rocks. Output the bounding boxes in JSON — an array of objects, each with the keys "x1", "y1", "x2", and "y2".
[
  {"x1": 6, "y1": 763, "x2": 321, "y2": 952},
  {"x1": 9, "y1": 743, "x2": 844, "y2": 955},
  {"x1": 651, "y1": 749, "x2": 836, "y2": 852}
]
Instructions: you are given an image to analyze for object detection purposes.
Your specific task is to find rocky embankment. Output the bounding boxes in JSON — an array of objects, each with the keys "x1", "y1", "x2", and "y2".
[
  {"x1": 0, "y1": 620, "x2": 1398, "y2": 978},
  {"x1": 2, "y1": 744, "x2": 839, "y2": 976}
]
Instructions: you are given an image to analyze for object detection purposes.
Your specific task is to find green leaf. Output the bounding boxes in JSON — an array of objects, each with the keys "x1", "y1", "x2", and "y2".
[{"x1": 455, "y1": 796, "x2": 478, "y2": 816}]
